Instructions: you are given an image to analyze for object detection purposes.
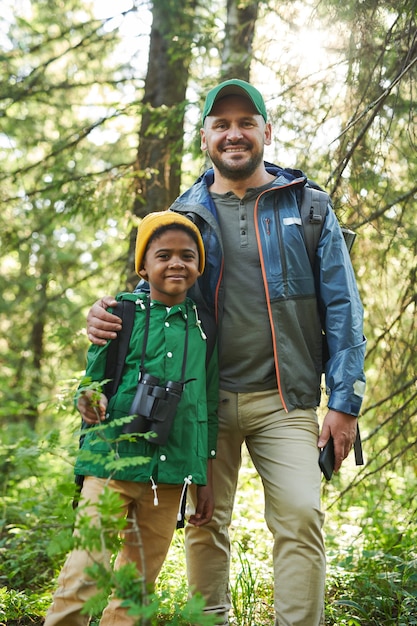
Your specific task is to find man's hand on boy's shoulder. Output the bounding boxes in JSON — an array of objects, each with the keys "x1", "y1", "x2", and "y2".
[{"x1": 87, "y1": 296, "x2": 121, "y2": 345}]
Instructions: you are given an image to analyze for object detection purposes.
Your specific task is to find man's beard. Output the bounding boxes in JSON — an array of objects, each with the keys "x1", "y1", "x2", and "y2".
[{"x1": 207, "y1": 145, "x2": 264, "y2": 181}]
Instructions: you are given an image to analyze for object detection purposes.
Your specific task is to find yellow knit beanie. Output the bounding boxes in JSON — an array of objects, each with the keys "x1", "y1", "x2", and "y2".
[{"x1": 135, "y1": 210, "x2": 205, "y2": 276}]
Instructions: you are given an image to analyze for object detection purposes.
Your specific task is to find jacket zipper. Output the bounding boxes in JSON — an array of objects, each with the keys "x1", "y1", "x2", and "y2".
[
  {"x1": 254, "y1": 180, "x2": 304, "y2": 412},
  {"x1": 274, "y1": 195, "x2": 289, "y2": 298}
]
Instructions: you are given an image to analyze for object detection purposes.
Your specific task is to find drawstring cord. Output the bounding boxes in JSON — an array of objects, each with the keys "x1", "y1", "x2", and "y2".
[
  {"x1": 135, "y1": 298, "x2": 147, "y2": 310},
  {"x1": 176, "y1": 475, "x2": 192, "y2": 529},
  {"x1": 149, "y1": 474, "x2": 192, "y2": 529},
  {"x1": 193, "y1": 304, "x2": 207, "y2": 340},
  {"x1": 150, "y1": 476, "x2": 159, "y2": 506}
]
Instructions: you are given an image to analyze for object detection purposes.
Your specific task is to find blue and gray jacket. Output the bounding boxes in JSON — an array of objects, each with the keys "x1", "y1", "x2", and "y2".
[{"x1": 169, "y1": 162, "x2": 366, "y2": 417}]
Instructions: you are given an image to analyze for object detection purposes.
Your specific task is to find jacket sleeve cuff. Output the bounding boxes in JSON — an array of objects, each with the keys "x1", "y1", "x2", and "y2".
[
  {"x1": 207, "y1": 447, "x2": 217, "y2": 460},
  {"x1": 207, "y1": 428, "x2": 217, "y2": 458},
  {"x1": 327, "y1": 382, "x2": 365, "y2": 417}
]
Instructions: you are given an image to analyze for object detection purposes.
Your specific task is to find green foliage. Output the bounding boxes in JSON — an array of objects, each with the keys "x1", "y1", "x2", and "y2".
[
  {"x1": 0, "y1": 421, "x2": 76, "y2": 593},
  {"x1": 322, "y1": 457, "x2": 417, "y2": 625},
  {"x1": 0, "y1": 417, "x2": 222, "y2": 625},
  {"x1": 325, "y1": 537, "x2": 417, "y2": 625},
  {"x1": 1, "y1": 422, "x2": 417, "y2": 625},
  {"x1": 0, "y1": 0, "x2": 140, "y2": 431},
  {"x1": 230, "y1": 543, "x2": 274, "y2": 625},
  {"x1": 0, "y1": 586, "x2": 50, "y2": 622}
]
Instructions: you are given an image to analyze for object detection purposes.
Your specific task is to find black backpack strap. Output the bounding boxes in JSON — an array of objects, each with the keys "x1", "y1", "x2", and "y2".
[
  {"x1": 353, "y1": 425, "x2": 364, "y2": 466},
  {"x1": 73, "y1": 298, "x2": 136, "y2": 509},
  {"x1": 104, "y1": 298, "x2": 137, "y2": 400},
  {"x1": 300, "y1": 184, "x2": 358, "y2": 258},
  {"x1": 299, "y1": 185, "x2": 329, "y2": 267}
]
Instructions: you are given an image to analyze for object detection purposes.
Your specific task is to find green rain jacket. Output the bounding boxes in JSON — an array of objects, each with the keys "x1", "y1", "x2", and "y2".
[{"x1": 74, "y1": 293, "x2": 218, "y2": 488}]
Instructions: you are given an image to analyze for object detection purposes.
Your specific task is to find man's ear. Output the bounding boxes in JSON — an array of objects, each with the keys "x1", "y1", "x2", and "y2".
[
  {"x1": 139, "y1": 268, "x2": 148, "y2": 279},
  {"x1": 200, "y1": 128, "x2": 207, "y2": 151},
  {"x1": 264, "y1": 121, "x2": 272, "y2": 146}
]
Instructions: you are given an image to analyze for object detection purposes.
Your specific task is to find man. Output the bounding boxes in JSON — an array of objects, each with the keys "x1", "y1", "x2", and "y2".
[{"x1": 85, "y1": 79, "x2": 366, "y2": 626}]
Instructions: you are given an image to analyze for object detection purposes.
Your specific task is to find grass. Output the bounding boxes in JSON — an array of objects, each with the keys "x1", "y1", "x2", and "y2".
[{"x1": 1, "y1": 427, "x2": 416, "y2": 625}]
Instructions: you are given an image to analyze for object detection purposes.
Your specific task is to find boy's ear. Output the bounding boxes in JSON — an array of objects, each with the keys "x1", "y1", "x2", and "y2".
[{"x1": 139, "y1": 267, "x2": 148, "y2": 279}]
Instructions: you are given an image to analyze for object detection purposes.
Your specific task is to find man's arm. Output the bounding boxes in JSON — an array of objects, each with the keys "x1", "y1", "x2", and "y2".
[
  {"x1": 87, "y1": 296, "x2": 122, "y2": 345},
  {"x1": 315, "y1": 208, "x2": 365, "y2": 473}
]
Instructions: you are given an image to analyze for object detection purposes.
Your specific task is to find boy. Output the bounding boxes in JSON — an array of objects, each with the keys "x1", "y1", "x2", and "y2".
[{"x1": 44, "y1": 211, "x2": 218, "y2": 626}]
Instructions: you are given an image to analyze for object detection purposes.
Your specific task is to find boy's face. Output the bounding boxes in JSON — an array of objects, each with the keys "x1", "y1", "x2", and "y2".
[{"x1": 140, "y1": 228, "x2": 201, "y2": 306}]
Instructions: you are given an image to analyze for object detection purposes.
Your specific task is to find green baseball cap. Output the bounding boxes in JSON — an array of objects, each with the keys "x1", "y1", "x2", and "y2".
[{"x1": 202, "y1": 79, "x2": 268, "y2": 124}]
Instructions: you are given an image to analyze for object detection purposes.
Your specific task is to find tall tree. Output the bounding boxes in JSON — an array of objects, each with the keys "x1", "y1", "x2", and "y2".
[
  {"x1": 221, "y1": 0, "x2": 259, "y2": 80},
  {"x1": 321, "y1": 0, "x2": 417, "y2": 479},
  {"x1": 125, "y1": 0, "x2": 198, "y2": 288},
  {"x1": 0, "y1": 1, "x2": 141, "y2": 426}
]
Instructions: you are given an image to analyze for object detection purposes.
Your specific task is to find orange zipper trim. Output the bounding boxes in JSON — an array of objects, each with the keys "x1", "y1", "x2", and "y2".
[{"x1": 253, "y1": 180, "x2": 303, "y2": 412}]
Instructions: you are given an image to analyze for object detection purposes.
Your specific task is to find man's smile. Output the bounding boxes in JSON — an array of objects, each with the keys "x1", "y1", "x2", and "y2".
[
  {"x1": 223, "y1": 146, "x2": 247, "y2": 152},
  {"x1": 222, "y1": 142, "x2": 250, "y2": 153}
]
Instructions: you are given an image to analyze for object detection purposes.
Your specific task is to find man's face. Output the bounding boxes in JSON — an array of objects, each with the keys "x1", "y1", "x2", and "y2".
[{"x1": 201, "y1": 94, "x2": 272, "y2": 181}]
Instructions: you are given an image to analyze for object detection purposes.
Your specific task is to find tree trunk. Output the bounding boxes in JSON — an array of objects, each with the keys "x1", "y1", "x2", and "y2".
[
  {"x1": 221, "y1": 0, "x2": 259, "y2": 80},
  {"x1": 126, "y1": 0, "x2": 197, "y2": 287}
]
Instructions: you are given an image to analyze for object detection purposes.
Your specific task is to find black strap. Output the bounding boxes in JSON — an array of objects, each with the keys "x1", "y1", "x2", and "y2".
[
  {"x1": 299, "y1": 185, "x2": 328, "y2": 267},
  {"x1": 354, "y1": 425, "x2": 364, "y2": 466},
  {"x1": 138, "y1": 297, "x2": 151, "y2": 381},
  {"x1": 73, "y1": 298, "x2": 136, "y2": 509},
  {"x1": 104, "y1": 299, "x2": 136, "y2": 400}
]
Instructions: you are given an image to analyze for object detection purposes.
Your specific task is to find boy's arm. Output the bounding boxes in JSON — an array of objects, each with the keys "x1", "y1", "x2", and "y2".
[
  {"x1": 188, "y1": 459, "x2": 214, "y2": 526},
  {"x1": 75, "y1": 339, "x2": 112, "y2": 421},
  {"x1": 77, "y1": 390, "x2": 108, "y2": 424}
]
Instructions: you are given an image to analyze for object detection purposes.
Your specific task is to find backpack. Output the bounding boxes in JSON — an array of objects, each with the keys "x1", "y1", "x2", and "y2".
[{"x1": 299, "y1": 184, "x2": 357, "y2": 263}]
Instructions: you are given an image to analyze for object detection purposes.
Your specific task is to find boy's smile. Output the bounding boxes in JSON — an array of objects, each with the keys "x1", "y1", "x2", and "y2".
[{"x1": 140, "y1": 229, "x2": 201, "y2": 306}]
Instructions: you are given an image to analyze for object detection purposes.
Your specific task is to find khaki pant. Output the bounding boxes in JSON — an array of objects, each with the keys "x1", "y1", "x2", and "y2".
[
  {"x1": 44, "y1": 476, "x2": 182, "y2": 626},
  {"x1": 186, "y1": 389, "x2": 326, "y2": 626}
]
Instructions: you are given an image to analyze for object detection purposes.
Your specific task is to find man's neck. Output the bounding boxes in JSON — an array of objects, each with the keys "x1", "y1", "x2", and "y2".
[{"x1": 209, "y1": 168, "x2": 276, "y2": 198}]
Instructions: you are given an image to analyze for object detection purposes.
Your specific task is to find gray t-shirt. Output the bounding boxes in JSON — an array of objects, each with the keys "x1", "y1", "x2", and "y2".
[{"x1": 212, "y1": 182, "x2": 277, "y2": 392}]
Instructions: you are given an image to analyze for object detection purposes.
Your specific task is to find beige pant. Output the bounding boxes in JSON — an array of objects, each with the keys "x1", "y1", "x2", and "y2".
[
  {"x1": 44, "y1": 476, "x2": 182, "y2": 626},
  {"x1": 186, "y1": 389, "x2": 326, "y2": 626}
]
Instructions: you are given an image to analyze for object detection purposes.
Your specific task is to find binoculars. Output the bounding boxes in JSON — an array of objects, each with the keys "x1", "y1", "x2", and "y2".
[{"x1": 123, "y1": 373, "x2": 183, "y2": 446}]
